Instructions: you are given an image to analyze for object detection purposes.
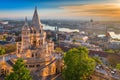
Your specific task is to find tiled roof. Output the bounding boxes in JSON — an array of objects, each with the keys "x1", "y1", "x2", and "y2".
[{"x1": 89, "y1": 50, "x2": 109, "y2": 57}]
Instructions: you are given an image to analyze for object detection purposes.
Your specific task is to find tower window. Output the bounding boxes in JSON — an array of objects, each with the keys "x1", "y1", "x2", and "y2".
[
  {"x1": 32, "y1": 54, "x2": 34, "y2": 57},
  {"x1": 30, "y1": 30, "x2": 32, "y2": 33},
  {"x1": 33, "y1": 41, "x2": 36, "y2": 46},
  {"x1": 39, "y1": 40, "x2": 40, "y2": 45},
  {"x1": 34, "y1": 30, "x2": 36, "y2": 34},
  {"x1": 36, "y1": 64, "x2": 40, "y2": 67},
  {"x1": 39, "y1": 30, "x2": 41, "y2": 33}
]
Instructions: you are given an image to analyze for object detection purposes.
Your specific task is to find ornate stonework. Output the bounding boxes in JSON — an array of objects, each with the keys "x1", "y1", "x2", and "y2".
[
  {"x1": 15, "y1": 7, "x2": 62, "y2": 77},
  {"x1": 0, "y1": 56, "x2": 12, "y2": 76}
]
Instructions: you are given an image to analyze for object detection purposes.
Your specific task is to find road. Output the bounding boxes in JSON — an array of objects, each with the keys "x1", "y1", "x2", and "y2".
[{"x1": 0, "y1": 54, "x2": 17, "y2": 61}]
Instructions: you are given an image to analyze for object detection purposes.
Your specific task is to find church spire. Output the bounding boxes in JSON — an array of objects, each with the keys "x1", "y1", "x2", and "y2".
[
  {"x1": 22, "y1": 17, "x2": 29, "y2": 31},
  {"x1": 25, "y1": 16, "x2": 28, "y2": 25},
  {"x1": 32, "y1": 6, "x2": 41, "y2": 27}
]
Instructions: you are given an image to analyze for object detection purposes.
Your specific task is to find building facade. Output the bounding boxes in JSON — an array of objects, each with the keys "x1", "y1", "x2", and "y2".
[{"x1": 15, "y1": 7, "x2": 63, "y2": 77}]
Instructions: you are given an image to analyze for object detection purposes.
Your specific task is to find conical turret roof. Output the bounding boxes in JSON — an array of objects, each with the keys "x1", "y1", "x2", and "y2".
[
  {"x1": 32, "y1": 7, "x2": 41, "y2": 29},
  {"x1": 25, "y1": 17, "x2": 28, "y2": 26},
  {"x1": 22, "y1": 17, "x2": 30, "y2": 30}
]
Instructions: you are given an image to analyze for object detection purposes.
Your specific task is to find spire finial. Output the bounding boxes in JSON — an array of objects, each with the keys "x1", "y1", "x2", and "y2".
[
  {"x1": 24, "y1": 16, "x2": 28, "y2": 25},
  {"x1": 35, "y1": 6, "x2": 37, "y2": 10},
  {"x1": 25, "y1": 16, "x2": 27, "y2": 23}
]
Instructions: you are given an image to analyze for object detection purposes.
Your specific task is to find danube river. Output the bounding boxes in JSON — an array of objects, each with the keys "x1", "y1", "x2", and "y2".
[{"x1": 43, "y1": 24, "x2": 79, "y2": 32}]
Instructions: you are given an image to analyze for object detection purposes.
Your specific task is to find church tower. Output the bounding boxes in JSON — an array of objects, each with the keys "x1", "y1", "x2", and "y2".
[
  {"x1": 17, "y1": 7, "x2": 54, "y2": 55},
  {"x1": 30, "y1": 7, "x2": 46, "y2": 48},
  {"x1": 21, "y1": 17, "x2": 31, "y2": 51},
  {"x1": 15, "y1": 7, "x2": 59, "y2": 77}
]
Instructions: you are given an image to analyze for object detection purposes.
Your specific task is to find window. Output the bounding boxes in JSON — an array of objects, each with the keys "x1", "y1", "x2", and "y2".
[
  {"x1": 39, "y1": 40, "x2": 40, "y2": 45},
  {"x1": 39, "y1": 30, "x2": 41, "y2": 33},
  {"x1": 29, "y1": 65, "x2": 34, "y2": 68},
  {"x1": 36, "y1": 64, "x2": 40, "y2": 67},
  {"x1": 32, "y1": 54, "x2": 34, "y2": 57},
  {"x1": 25, "y1": 65, "x2": 28, "y2": 67},
  {"x1": 34, "y1": 30, "x2": 36, "y2": 34}
]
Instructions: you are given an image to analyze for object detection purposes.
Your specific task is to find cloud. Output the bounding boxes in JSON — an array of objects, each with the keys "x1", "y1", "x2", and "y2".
[{"x1": 60, "y1": 3, "x2": 120, "y2": 20}]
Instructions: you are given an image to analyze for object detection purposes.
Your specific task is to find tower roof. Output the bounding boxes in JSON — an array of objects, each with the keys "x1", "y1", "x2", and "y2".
[
  {"x1": 32, "y1": 7, "x2": 41, "y2": 28},
  {"x1": 25, "y1": 17, "x2": 28, "y2": 26},
  {"x1": 22, "y1": 17, "x2": 30, "y2": 30}
]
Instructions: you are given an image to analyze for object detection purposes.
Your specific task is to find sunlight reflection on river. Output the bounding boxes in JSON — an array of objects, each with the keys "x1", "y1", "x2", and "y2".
[{"x1": 43, "y1": 24, "x2": 79, "y2": 32}]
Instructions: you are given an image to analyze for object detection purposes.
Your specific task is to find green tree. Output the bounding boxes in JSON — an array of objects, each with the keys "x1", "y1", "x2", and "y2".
[
  {"x1": 116, "y1": 63, "x2": 120, "y2": 70},
  {"x1": 63, "y1": 47, "x2": 95, "y2": 80},
  {"x1": 0, "y1": 47, "x2": 5, "y2": 55},
  {"x1": 92, "y1": 57, "x2": 102, "y2": 64},
  {"x1": 5, "y1": 58, "x2": 32, "y2": 80}
]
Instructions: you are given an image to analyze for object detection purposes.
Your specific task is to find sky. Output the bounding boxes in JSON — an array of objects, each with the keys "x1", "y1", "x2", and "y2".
[{"x1": 1, "y1": 0, "x2": 120, "y2": 20}]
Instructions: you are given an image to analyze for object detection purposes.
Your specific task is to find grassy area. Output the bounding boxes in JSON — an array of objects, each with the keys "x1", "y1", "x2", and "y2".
[{"x1": 0, "y1": 43, "x2": 16, "y2": 54}]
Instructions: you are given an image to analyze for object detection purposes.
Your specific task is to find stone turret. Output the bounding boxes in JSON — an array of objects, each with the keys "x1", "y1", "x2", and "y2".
[
  {"x1": 15, "y1": 7, "x2": 62, "y2": 78},
  {"x1": 30, "y1": 7, "x2": 45, "y2": 47},
  {"x1": 21, "y1": 17, "x2": 31, "y2": 51}
]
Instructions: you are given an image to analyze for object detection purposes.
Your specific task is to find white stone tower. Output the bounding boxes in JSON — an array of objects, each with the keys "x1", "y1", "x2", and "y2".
[
  {"x1": 21, "y1": 17, "x2": 31, "y2": 52},
  {"x1": 30, "y1": 7, "x2": 46, "y2": 48}
]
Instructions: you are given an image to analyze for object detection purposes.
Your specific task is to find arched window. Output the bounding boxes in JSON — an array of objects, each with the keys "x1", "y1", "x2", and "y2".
[
  {"x1": 18, "y1": 49, "x2": 20, "y2": 54},
  {"x1": 39, "y1": 40, "x2": 40, "y2": 45},
  {"x1": 56, "y1": 68, "x2": 58, "y2": 73},
  {"x1": 25, "y1": 65, "x2": 27, "y2": 67},
  {"x1": 33, "y1": 41, "x2": 36, "y2": 46},
  {"x1": 36, "y1": 64, "x2": 40, "y2": 67},
  {"x1": 39, "y1": 30, "x2": 41, "y2": 33},
  {"x1": 32, "y1": 54, "x2": 34, "y2": 57},
  {"x1": 34, "y1": 30, "x2": 36, "y2": 34}
]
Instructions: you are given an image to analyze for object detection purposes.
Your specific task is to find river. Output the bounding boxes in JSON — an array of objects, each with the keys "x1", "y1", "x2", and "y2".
[{"x1": 43, "y1": 24, "x2": 79, "y2": 32}]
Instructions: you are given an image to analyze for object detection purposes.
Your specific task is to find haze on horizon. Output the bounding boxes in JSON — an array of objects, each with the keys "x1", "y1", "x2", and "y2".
[{"x1": 1, "y1": 0, "x2": 120, "y2": 21}]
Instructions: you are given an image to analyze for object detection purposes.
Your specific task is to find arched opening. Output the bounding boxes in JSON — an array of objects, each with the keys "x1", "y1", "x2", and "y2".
[
  {"x1": 33, "y1": 41, "x2": 36, "y2": 47},
  {"x1": 18, "y1": 49, "x2": 20, "y2": 54},
  {"x1": 39, "y1": 40, "x2": 40, "y2": 45},
  {"x1": 36, "y1": 64, "x2": 40, "y2": 67},
  {"x1": 39, "y1": 30, "x2": 41, "y2": 33},
  {"x1": 32, "y1": 54, "x2": 34, "y2": 57},
  {"x1": 56, "y1": 68, "x2": 58, "y2": 74},
  {"x1": 36, "y1": 53, "x2": 37, "y2": 57},
  {"x1": 34, "y1": 30, "x2": 36, "y2": 34}
]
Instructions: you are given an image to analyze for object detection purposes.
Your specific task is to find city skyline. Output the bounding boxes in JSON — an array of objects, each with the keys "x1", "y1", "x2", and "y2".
[{"x1": 1, "y1": 0, "x2": 120, "y2": 20}]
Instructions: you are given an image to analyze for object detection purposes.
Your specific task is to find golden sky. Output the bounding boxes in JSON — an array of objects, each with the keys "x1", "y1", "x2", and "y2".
[
  {"x1": 1, "y1": 1, "x2": 120, "y2": 20},
  {"x1": 58, "y1": 3, "x2": 120, "y2": 20}
]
